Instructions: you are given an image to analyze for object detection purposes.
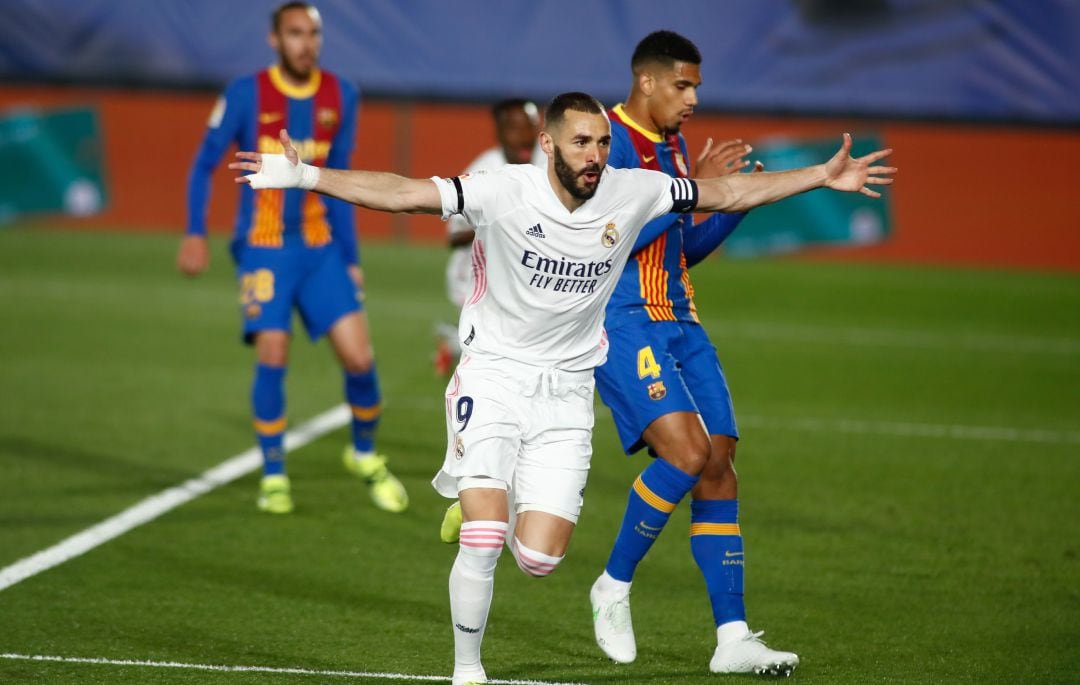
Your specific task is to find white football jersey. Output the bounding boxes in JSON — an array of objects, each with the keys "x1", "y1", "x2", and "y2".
[{"x1": 433, "y1": 164, "x2": 696, "y2": 371}]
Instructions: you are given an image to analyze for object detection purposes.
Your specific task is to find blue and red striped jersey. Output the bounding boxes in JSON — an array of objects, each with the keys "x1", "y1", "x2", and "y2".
[
  {"x1": 603, "y1": 104, "x2": 745, "y2": 331},
  {"x1": 186, "y1": 65, "x2": 359, "y2": 264}
]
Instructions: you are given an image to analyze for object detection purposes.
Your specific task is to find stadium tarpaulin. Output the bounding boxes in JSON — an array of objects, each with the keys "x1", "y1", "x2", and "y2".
[{"x1": 0, "y1": 0, "x2": 1077, "y2": 124}]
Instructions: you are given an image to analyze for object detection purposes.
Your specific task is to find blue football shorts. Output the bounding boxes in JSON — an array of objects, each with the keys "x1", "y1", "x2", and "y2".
[
  {"x1": 236, "y1": 245, "x2": 361, "y2": 344},
  {"x1": 596, "y1": 319, "x2": 738, "y2": 455}
]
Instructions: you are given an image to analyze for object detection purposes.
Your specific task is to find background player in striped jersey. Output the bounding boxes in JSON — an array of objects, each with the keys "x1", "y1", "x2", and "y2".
[
  {"x1": 176, "y1": 2, "x2": 407, "y2": 515},
  {"x1": 435, "y1": 99, "x2": 544, "y2": 375},
  {"x1": 588, "y1": 31, "x2": 797, "y2": 675},
  {"x1": 229, "y1": 91, "x2": 894, "y2": 683}
]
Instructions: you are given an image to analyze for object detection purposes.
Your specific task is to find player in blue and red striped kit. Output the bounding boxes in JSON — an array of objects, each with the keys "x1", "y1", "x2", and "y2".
[
  {"x1": 176, "y1": 2, "x2": 407, "y2": 515},
  {"x1": 589, "y1": 31, "x2": 799, "y2": 675}
]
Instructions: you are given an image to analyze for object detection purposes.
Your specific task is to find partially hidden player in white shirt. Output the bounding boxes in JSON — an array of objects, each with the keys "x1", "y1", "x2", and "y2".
[
  {"x1": 445, "y1": 99, "x2": 546, "y2": 309},
  {"x1": 437, "y1": 99, "x2": 546, "y2": 373},
  {"x1": 231, "y1": 91, "x2": 895, "y2": 685}
]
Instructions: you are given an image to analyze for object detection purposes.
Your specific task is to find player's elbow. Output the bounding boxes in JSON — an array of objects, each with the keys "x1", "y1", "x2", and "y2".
[
  {"x1": 188, "y1": 153, "x2": 218, "y2": 186},
  {"x1": 716, "y1": 193, "x2": 761, "y2": 214},
  {"x1": 717, "y1": 188, "x2": 755, "y2": 214},
  {"x1": 398, "y1": 190, "x2": 430, "y2": 214},
  {"x1": 383, "y1": 181, "x2": 434, "y2": 214},
  {"x1": 699, "y1": 179, "x2": 745, "y2": 214}
]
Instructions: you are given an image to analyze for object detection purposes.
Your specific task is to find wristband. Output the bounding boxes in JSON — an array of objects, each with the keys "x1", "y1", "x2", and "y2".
[
  {"x1": 297, "y1": 162, "x2": 320, "y2": 190},
  {"x1": 247, "y1": 154, "x2": 320, "y2": 190}
]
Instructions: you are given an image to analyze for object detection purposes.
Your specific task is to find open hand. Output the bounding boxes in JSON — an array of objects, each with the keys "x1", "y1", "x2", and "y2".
[
  {"x1": 696, "y1": 138, "x2": 754, "y2": 178},
  {"x1": 824, "y1": 133, "x2": 896, "y2": 198},
  {"x1": 228, "y1": 130, "x2": 308, "y2": 189}
]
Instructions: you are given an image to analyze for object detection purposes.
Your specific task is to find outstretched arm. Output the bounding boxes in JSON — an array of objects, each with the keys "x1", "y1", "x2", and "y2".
[
  {"x1": 230, "y1": 130, "x2": 443, "y2": 214},
  {"x1": 694, "y1": 133, "x2": 895, "y2": 213}
]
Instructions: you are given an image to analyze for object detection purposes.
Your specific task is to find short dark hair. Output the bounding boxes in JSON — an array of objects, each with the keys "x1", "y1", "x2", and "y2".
[
  {"x1": 631, "y1": 30, "x2": 701, "y2": 71},
  {"x1": 492, "y1": 98, "x2": 538, "y2": 123},
  {"x1": 544, "y1": 92, "x2": 606, "y2": 129},
  {"x1": 272, "y1": 2, "x2": 317, "y2": 32}
]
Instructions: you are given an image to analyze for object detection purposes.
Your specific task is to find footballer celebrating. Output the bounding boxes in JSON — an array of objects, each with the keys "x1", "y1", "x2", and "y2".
[{"x1": 229, "y1": 92, "x2": 895, "y2": 684}]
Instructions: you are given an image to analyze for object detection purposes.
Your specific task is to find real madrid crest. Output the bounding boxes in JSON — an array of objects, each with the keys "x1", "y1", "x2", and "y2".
[
  {"x1": 602, "y1": 222, "x2": 619, "y2": 248},
  {"x1": 647, "y1": 381, "x2": 667, "y2": 401},
  {"x1": 674, "y1": 152, "x2": 689, "y2": 177},
  {"x1": 454, "y1": 434, "x2": 465, "y2": 460}
]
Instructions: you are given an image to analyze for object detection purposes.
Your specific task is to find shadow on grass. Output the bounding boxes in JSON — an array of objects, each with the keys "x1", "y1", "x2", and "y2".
[{"x1": 0, "y1": 435, "x2": 193, "y2": 485}]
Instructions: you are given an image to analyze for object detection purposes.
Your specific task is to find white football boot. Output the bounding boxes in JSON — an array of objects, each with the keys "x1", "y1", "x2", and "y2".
[
  {"x1": 709, "y1": 626, "x2": 799, "y2": 677},
  {"x1": 589, "y1": 573, "x2": 636, "y2": 664}
]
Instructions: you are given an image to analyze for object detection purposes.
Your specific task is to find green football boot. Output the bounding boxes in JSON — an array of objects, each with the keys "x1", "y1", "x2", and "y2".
[
  {"x1": 343, "y1": 448, "x2": 409, "y2": 513},
  {"x1": 440, "y1": 500, "x2": 462, "y2": 543},
  {"x1": 257, "y1": 474, "x2": 294, "y2": 514}
]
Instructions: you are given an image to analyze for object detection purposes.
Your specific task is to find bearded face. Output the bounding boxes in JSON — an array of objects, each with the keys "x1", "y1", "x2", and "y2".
[
  {"x1": 273, "y1": 7, "x2": 322, "y2": 81},
  {"x1": 553, "y1": 143, "x2": 603, "y2": 201}
]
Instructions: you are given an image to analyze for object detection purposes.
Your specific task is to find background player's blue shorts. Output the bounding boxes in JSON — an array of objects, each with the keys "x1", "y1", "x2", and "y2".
[
  {"x1": 236, "y1": 245, "x2": 360, "y2": 344},
  {"x1": 596, "y1": 320, "x2": 738, "y2": 455}
]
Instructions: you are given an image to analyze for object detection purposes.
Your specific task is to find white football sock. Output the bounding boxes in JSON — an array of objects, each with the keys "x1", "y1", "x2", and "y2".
[
  {"x1": 594, "y1": 569, "x2": 632, "y2": 594},
  {"x1": 450, "y1": 520, "x2": 507, "y2": 678},
  {"x1": 717, "y1": 619, "x2": 751, "y2": 644},
  {"x1": 510, "y1": 537, "x2": 564, "y2": 577}
]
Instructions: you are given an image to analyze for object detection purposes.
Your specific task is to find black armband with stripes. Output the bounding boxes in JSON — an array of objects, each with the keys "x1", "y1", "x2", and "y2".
[{"x1": 669, "y1": 178, "x2": 698, "y2": 213}]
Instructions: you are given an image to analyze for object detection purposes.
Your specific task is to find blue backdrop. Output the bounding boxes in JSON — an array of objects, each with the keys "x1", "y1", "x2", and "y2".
[{"x1": 2, "y1": 0, "x2": 1077, "y2": 123}]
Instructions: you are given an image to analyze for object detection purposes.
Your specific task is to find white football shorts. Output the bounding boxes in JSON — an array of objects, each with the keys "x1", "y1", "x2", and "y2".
[{"x1": 432, "y1": 354, "x2": 595, "y2": 524}]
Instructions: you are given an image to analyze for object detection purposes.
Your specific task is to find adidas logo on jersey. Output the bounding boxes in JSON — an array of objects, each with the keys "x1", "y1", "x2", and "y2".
[{"x1": 524, "y1": 223, "x2": 546, "y2": 239}]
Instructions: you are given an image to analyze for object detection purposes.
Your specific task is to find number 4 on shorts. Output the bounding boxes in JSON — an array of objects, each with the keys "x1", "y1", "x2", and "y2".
[{"x1": 637, "y1": 346, "x2": 661, "y2": 379}]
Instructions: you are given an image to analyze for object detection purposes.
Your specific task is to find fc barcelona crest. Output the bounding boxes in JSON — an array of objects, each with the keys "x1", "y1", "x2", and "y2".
[
  {"x1": 647, "y1": 381, "x2": 667, "y2": 400},
  {"x1": 317, "y1": 107, "x2": 338, "y2": 128},
  {"x1": 674, "y1": 152, "x2": 688, "y2": 177},
  {"x1": 602, "y1": 222, "x2": 619, "y2": 248}
]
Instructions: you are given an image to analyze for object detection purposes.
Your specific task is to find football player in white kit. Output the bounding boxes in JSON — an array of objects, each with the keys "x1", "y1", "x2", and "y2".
[
  {"x1": 231, "y1": 91, "x2": 896, "y2": 685},
  {"x1": 436, "y1": 99, "x2": 545, "y2": 374}
]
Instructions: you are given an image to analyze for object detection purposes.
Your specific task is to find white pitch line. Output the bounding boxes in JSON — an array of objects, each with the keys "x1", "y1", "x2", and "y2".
[
  {"x1": 738, "y1": 414, "x2": 1080, "y2": 445},
  {"x1": 0, "y1": 653, "x2": 586, "y2": 685},
  {"x1": 0, "y1": 405, "x2": 351, "y2": 593}
]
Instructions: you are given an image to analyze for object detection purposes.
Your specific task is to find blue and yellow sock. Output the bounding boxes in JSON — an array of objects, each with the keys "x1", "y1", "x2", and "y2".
[
  {"x1": 604, "y1": 458, "x2": 699, "y2": 582},
  {"x1": 252, "y1": 363, "x2": 286, "y2": 476},
  {"x1": 690, "y1": 498, "x2": 747, "y2": 626},
  {"x1": 344, "y1": 366, "x2": 381, "y2": 453}
]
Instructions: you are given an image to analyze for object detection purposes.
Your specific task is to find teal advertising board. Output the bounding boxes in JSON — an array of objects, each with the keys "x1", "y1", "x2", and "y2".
[
  {"x1": 723, "y1": 136, "x2": 892, "y2": 258},
  {"x1": 0, "y1": 107, "x2": 107, "y2": 223}
]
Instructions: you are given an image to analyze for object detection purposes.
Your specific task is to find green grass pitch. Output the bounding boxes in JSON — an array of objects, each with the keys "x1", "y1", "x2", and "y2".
[{"x1": 0, "y1": 228, "x2": 1077, "y2": 684}]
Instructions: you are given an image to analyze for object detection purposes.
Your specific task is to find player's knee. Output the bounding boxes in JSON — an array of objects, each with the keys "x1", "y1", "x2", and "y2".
[
  {"x1": 665, "y1": 430, "x2": 712, "y2": 476},
  {"x1": 254, "y1": 332, "x2": 290, "y2": 367},
  {"x1": 511, "y1": 538, "x2": 564, "y2": 578},
  {"x1": 709, "y1": 436, "x2": 737, "y2": 474},
  {"x1": 694, "y1": 436, "x2": 739, "y2": 499},
  {"x1": 340, "y1": 349, "x2": 375, "y2": 374}
]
